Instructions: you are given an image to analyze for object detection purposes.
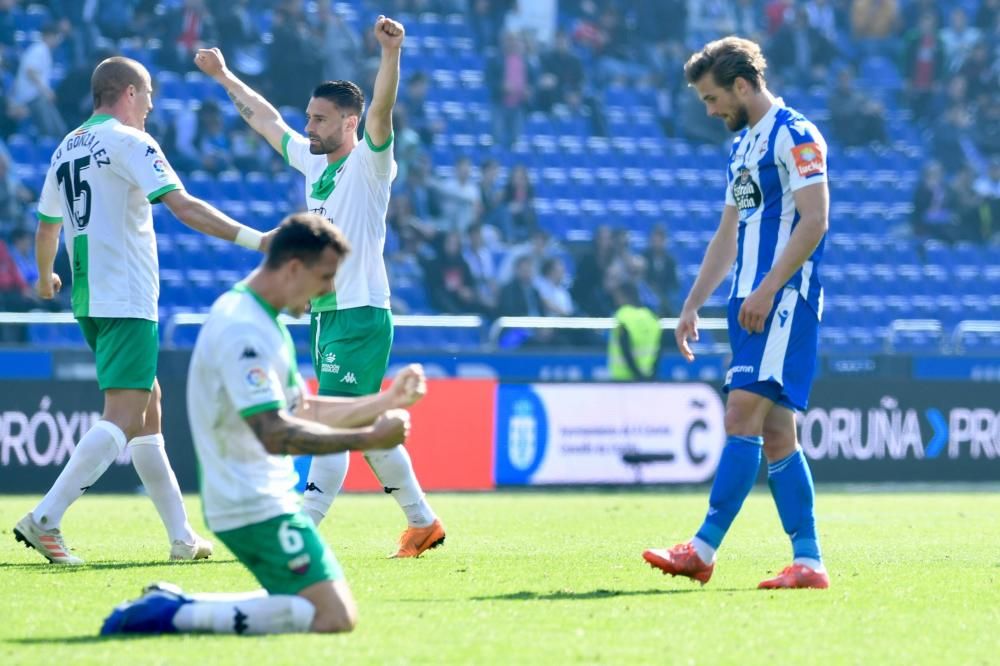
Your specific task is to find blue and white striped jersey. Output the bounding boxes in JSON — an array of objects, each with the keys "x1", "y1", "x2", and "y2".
[{"x1": 724, "y1": 102, "x2": 828, "y2": 317}]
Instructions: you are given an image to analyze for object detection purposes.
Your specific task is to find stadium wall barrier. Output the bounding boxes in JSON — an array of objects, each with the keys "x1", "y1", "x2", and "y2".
[
  {"x1": 802, "y1": 379, "x2": 1000, "y2": 482},
  {"x1": 0, "y1": 380, "x2": 146, "y2": 493},
  {"x1": 0, "y1": 375, "x2": 498, "y2": 494},
  {"x1": 492, "y1": 379, "x2": 1000, "y2": 485},
  {"x1": 2, "y1": 370, "x2": 998, "y2": 492},
  {"x1": 295, "y1": 378, "x2": 497, "y2": 492},
  {"x1": 494, "y1": 382, "x2": 727, "y2": 485}
]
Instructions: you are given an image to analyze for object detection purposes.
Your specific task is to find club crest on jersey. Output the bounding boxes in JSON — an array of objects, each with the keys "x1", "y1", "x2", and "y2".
[
  {"x1": 791, "y1": 142, "x2": 824, "y2": 177},
  {"x1": 732, "y1": 166, "x2": 762, "y2": 213}
]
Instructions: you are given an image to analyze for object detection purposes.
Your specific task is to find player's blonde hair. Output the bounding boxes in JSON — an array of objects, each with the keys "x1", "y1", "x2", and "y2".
[
  {"x1": 684, "y1": 36, "x2": 767, "y2": 91},
  {"x1": 92, "y1": 56, "x2": 148, "y2": 107}
]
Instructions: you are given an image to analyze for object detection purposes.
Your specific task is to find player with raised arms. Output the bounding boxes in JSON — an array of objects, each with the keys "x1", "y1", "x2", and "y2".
[{"x1": 194, "y1": 15, "x2": 445, "y2": 558}]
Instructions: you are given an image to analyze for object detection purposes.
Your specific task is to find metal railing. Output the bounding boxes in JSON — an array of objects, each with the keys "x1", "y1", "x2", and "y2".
[
  {"x1": 1, "y1": 312, "x2": 997, "y2": 355},
  {"x1": 884, "y1": 319, "x2": 943, "y2": 353},
  {"x1": 162, "y1": 312, "x2": 484, "y2": 348},
  {"x1": 488, "y1": 316, "x2": 729, "y2": 351},
  {"x1": 951, "y1": 320, "x2": 1000, "y2": 354}
]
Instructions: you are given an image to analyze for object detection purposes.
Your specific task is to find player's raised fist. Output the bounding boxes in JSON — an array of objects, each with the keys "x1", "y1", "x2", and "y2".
[
  {"x1": 389, "y1": 364, "x2": 427, "y2": 407},
  {"x1": 374, "y1": 15, "x2": 405, "y2": 49},
  {"x1": 370, "y1": 409, "x2": 411, "y2": 449},
  {"x1": 194, "y1": 48, "x2": 227, "y2": 78}
]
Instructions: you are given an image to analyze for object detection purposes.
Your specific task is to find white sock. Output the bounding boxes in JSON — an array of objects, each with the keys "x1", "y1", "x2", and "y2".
[
  {"x1": 793, "y1": 557, "x2": 824, "y2": 572},
  {"x1": 33, "y1": 420, "x2": 126, "y2": 529},
  {"x1": 691, "y1": 536, "x2": 717, "y2": 564},
  {"x1": 364, "y1": 445, "x2": 436, "y2": 527},
  {"x1": 188, "y1": 590, "x2": 268, "y2": 603},
  {"x1": 129, "y1": 434, "x2": 196, "y2": 544},
  {"x1": 301, "y1": 452, "x2": 349, "y2": 526},
  {"x1": 172, "y1": 594, "x2": 315, "y2": 634}
]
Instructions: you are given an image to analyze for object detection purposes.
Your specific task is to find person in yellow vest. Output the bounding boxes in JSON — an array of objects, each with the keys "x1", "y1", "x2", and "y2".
[{"x1": 608, "y1": 282, "x2": 663, "y2": 381}]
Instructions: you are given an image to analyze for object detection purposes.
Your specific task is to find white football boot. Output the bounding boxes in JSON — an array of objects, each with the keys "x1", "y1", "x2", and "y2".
[
  {"x1": 169, "y1": 535, "x2": 214, "y2": 561},
  {"x1": 13, "y1": 512, "x2": 84, "y2": 565}
]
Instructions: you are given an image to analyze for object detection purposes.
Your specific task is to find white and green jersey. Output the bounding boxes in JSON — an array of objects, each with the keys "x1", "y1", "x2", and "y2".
[
  {"x1": 36, "y1": 114, "x2": 182, "y2": 321},
  {"x1": 187, "y1": 283, "x2": 304, "y2": 532},
  {"x1": 281, "y1": 130, "x2": 396, "y2": 312}
]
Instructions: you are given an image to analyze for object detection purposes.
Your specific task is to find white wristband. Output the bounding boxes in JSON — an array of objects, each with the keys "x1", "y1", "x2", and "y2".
[{"x1": 235, "y1": 227, "x2": 264, "y2": 250}]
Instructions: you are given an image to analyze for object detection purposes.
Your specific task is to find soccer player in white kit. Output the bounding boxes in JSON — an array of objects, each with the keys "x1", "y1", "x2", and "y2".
[
  {"x1": 194, "y1": 16, "x2": 445, "y2": 558},
  {"x1": 101, "y1": 213, "x2": 427, "y2": 636},
  {"x1": 13, "y1": 56, "x2": 273, "y2": 564}
]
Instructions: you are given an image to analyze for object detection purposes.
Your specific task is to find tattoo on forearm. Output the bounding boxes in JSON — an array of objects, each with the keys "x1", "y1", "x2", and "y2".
[
  {"x1": 227, "y1": 90, "x2": 255, "y2": 120},
  {"x1": 247, "y1": 412, "x2": 365, "y2": 455},
  {"x1": 274, "y1": 423, "x2": 367, "y2": 455}
]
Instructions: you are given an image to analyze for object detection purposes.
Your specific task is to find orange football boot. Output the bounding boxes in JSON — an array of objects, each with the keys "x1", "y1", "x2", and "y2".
[
  {"x1": 758, "y1": 564, "x2": 830, "y2": 589},
  {"x1": 642, "y1": 543, "x2": 715, "y2": 585},
  {"x1": 390, "y1": 519, "x2": 446, "y2": 558}
]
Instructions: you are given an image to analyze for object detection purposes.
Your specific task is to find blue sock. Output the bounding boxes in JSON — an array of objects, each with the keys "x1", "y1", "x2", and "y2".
[
  {"x1": 694, "y1": 435, "x2": 763, "y2": 550},
  {"x1": 767, "y1": 448, "x2": 821, "y2": 563}
]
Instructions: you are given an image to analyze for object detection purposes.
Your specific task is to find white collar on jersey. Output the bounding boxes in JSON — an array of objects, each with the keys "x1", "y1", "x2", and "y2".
[{"x1": 747, "y1": 98, "x2": 784, "y2": 135}]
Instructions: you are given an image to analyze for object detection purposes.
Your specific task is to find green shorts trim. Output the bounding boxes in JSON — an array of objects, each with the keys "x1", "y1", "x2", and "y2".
[
  {"x1": 310, "y1": 306, "x2": 393, "y2": 396},
  {"x1": 77, "y1": 317, "x2": 158, "y2": 391},
  {"x1": 216, "y1": 513, "x2": 343, "y2": 595}
]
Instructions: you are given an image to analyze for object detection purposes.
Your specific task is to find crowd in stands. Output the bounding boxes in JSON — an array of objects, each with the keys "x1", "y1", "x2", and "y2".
[{"x1": 1, "y1": 0, "x2": 998, "y2": 348}]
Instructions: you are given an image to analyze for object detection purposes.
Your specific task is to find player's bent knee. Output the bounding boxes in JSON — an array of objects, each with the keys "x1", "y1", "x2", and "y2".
[
  {"x1": 311, "y1": 609, "x2": 357, "y2": 634},
  {"x1": 299, "y1": 580, "x2": 357, "y2": 634}
]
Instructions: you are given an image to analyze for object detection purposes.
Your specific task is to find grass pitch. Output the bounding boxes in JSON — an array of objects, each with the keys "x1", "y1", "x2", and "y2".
[{"x1": 1, "y1": 490, "x2": 998, "y2": 665}]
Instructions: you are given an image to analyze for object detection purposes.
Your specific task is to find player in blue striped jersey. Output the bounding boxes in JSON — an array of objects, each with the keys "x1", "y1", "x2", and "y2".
[{"x1": 644, "y1": 37, "x2": 831, "y2": 589}]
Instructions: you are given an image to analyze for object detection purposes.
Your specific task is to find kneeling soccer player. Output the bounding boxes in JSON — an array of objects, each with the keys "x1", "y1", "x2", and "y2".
[{"x1": 101, "y1": 213, "x2": 429, "y2": 635}]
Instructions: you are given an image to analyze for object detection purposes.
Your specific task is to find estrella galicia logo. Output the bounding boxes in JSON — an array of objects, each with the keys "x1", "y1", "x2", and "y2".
[
  {"x1": 732, "y1": 165, "x2": 762, "y2": 214},
  {"x1": 495, "y1": 386, "x2": 547, "y2": 484}
]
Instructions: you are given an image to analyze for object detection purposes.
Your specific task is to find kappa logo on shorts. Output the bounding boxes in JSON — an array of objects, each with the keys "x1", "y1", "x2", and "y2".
[
  {"x1": 288, "y1": 553, "x2": 311, "y2": 575},
  {"x1": 340, "y1": 372, "x2": 358, "y2": 385}
]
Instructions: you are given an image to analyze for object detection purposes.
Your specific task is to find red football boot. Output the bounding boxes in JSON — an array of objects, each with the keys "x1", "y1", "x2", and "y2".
[
  {"x1": 642, "y1": 543, "x2": 715, "y2": 585},
  {"x1": 758, "y1": 564, "x2": 830, "y2": 589}
]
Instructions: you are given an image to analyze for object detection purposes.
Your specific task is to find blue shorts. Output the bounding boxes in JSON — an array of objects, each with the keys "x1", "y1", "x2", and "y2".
[{"x1": 724, "y1": 288, "x2": 819, "y2": 411}]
